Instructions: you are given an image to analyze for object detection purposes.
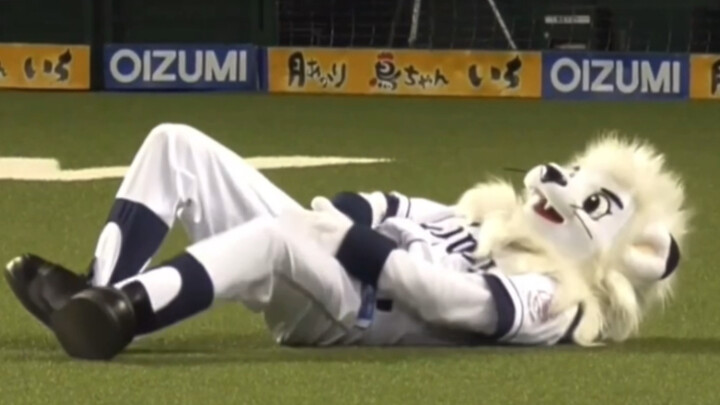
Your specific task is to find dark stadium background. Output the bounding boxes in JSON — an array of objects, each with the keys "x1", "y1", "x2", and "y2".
[{"x1": 2, "y1": 0, "x2": 720, "y2": 88}]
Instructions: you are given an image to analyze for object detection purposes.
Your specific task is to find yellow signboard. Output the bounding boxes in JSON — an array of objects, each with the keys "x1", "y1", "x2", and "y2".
[
  {"x1": 690, "y1": 54, "x2": 720, "y2": 99},
  {"x1": 0, "y1": 43, "x2": 90, "y2": 90},
  {"x1": 268, "y1": 48, "x2": 541, "y2": 98}
]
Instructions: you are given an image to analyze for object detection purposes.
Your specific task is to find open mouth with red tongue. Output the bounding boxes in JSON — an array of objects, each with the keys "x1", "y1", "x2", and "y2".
[{"x1": 533, "y1": 195, "x2": 564, "y2": 224}]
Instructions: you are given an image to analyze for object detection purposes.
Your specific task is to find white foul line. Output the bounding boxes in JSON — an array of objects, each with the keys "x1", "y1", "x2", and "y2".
[{"x1": 0, "y1": 156, "x2": 392, "y2": 182}]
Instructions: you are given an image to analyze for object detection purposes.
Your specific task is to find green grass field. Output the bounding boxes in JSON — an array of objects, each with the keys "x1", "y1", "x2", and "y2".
[{"x1": 0, "y1": 92, "x2": 719, "y2": 404}]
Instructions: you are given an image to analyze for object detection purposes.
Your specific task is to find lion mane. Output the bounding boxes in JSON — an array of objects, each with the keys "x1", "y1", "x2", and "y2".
[{"x1": 455, "y1": 133, "x2": 690, "y2": 345}]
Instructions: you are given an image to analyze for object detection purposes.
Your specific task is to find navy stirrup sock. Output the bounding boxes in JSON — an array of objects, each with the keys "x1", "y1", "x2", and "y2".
[
  {"x1": 121, "y1": 253, "x2": 214, "y2": 335},
  {"x1": 100, "y1": 199, "x2": 169, "y2": 284}
]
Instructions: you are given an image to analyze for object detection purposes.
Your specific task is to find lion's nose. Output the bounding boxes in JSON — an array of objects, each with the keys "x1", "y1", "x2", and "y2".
[{"x1": 540, "y1": 164, "x2": 567, "y2": 186}]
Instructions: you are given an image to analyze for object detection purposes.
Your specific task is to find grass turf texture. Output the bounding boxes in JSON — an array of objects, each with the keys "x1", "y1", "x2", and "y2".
[{"x1": 0, "y1": 92, "x2": 719, "y2": 404}]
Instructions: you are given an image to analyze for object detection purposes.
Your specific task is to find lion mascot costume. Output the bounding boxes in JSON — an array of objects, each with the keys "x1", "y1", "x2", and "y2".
[
  {"x1": 456, "y1": 134, "x2": 689, "y2": 345},
  {"x1": 3, "y1": 129, "x2": 690, "y2": 360}
]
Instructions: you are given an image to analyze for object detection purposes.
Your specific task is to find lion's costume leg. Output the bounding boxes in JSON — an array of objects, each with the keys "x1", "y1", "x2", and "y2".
[{"x1": 91, "y1": 123, "x2": 301, "y2": 286}]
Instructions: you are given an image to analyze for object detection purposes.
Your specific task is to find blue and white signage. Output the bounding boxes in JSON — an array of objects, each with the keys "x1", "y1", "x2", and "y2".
[
  {"x1": 542, "y1": 52, "x2": 689, "y2": 100},
  {"x1": 104, "y1": 44, "x2": 259, "y2": 90}
]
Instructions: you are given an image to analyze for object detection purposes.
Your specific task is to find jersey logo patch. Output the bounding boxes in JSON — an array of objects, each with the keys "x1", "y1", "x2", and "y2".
[{"x1": 527, "y1": 290, "x2": 553, "y2": 323}]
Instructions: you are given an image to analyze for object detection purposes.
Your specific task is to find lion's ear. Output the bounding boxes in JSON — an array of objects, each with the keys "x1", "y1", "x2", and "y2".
[{"x1": 623, "y1": 223, "x2": 680, "y2": 282}]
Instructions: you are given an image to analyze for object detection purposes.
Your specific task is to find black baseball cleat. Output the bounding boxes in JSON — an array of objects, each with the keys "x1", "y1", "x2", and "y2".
[
  {"x1": 4, "y1": 254, "x2": 89, "y2": 327},
  {"x1": 50, "y1": 286, "x2": 136, "y2": 361}
]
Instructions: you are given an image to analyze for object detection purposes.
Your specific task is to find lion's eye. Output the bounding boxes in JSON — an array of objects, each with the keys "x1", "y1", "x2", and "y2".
[{"x1": 582, "y1": 193, "x2": 612, "y2": 220}]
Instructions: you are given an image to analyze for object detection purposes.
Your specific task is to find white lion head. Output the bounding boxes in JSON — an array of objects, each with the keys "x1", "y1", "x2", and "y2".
[{"x1": 456, "y1": 133, "x2": 689, "y2": 345}]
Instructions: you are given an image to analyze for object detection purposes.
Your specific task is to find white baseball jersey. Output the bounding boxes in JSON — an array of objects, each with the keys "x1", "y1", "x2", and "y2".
[{"x1": 350, "y1": 191, "x2": 583, "y2": 346}]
